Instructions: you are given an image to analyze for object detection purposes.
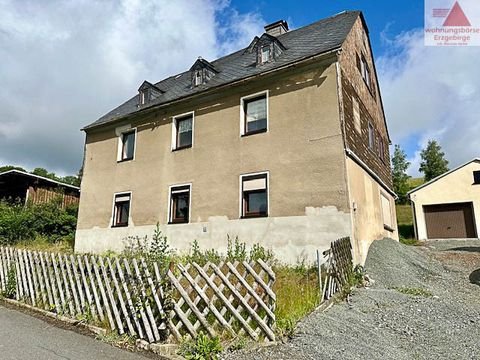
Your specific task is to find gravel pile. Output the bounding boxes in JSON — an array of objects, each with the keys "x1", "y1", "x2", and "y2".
[{"x1": 223, "y1": 239, "x2": 480, "y2": 360}]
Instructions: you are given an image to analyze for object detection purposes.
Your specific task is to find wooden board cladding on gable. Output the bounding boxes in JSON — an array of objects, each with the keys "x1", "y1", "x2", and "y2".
[{"x1": 342, "y1": 73, "x2": 393, "y2": 189}]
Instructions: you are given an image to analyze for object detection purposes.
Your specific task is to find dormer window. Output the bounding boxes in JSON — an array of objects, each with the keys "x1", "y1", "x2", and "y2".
[
  {"x1": 137, "y1": 81, "x2": 163, "y2": 106},
  {"x1": 246, "y1": 33, "x2": 286, "y2": 67},
  {"x1": 190, "y1": 57, "x2": 218, "y2": 88},
  {"x1": 261, "y1": 46, "x2": 271, "y2": 63},
  {"x1": 139, "y1": 89, "x2": 148, "y2": 105},
  {"x1": 194, "y1": 70, "x2": 202, "y2": 86}
]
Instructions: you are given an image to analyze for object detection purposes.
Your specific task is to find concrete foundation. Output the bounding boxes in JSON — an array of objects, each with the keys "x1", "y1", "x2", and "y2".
[{"x1": 75, "y1": 206, "x2": 351, "y2": 264}]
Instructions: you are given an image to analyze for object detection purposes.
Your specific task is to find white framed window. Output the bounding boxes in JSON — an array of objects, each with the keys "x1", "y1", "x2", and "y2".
[
  {"x1": 194, "y1": 70, "x2": 202, "y2": 86},
  {"x1": 261, "y1": 46, "x2": 271, "y2": 63},
  {"x1": 168, "y1": 183, "x2": 192, "y2": 224},
  {"x1": 171, "y1": 112, "x2": 194, "y2": 150},
  {"x1": 240, "y1": 91, "x2": 268, "y2": 136},
  {"x1": 139, "y1": 91, "x2": 146, "y2": 105},
  {"x1": 380, "y1": 192, "x2": 393, "y2": 231},
  {"x1": 116, "y1": 127, "x2": 137, "y2": 162},
  {"x1": 112, "y1": 192, "x2": 131, "y2": 227},
  {"x1": 240, "y1": 172, "x2": 269, "y2": 218},
  {"x1": 352, "y1": 97, "x2": 361, "y2": 133}
]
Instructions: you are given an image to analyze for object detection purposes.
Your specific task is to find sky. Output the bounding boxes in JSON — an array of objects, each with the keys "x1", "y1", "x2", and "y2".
[{"x1": 0, "y1": 0, "x2": 477, "y2": 177}]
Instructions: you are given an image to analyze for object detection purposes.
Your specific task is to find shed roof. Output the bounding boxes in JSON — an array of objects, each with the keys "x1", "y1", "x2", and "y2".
[{"x1": 0, "y1": 170, "x2": 80, "y2": 192}]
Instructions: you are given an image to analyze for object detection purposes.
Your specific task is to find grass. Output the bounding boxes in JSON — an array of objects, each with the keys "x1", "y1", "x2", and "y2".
[
  {"x1": 96, "y1": 331, "x2": 136, "y2": 351},
  {"x1": 396, "y1": 204, "x2": 417, "y2": 244},
  {"x1": 274, "y1": 266, "x2": 320, "y2": 337},
  {"x1": 408, "y1": 177, "x2": 425, "y2": 190},
  {"x1": 394, "y1": 287, "x2": 433, "y2": 297},
  {"x1": 14, "y1": 236, "x2": 73, "y2": 253},
  {"x1": 396, "y1": 204, "x2": 413, "y2": 225}
]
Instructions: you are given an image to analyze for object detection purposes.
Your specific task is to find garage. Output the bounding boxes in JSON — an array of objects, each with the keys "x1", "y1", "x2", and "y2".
[
  {"x1": 408, "y1": 158, "x2": 480, "y2": 240},
  {"x1": 424, "y1": 202, "x2": 477, "y2": 239}
]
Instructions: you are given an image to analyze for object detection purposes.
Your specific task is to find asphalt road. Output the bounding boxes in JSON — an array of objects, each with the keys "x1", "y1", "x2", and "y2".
[{"x1": 0, "y1": 304, "x2": 151, "y2": 360}]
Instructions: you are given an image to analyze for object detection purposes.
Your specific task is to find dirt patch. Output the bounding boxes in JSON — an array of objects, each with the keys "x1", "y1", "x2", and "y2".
[{"x1": 224, "y1": 239, "x2": 480, "y2": 360}]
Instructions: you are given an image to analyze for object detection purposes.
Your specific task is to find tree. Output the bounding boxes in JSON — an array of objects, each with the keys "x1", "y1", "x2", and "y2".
[
  {"x1": 391, "y1": 145, "x2": 411, "y2": 204},
  {"x1": 0, "y1": 165, "x2": 27, "y2": 173},
  {"x1": 419, "y1": 140, "x2": 449, "y2": 181},
  {"x1": 31, "y1": 167, "x2": 58, "y2": 181},
  {"x1": 61, "y1": 176, "x2": 80, "y2": 187}
]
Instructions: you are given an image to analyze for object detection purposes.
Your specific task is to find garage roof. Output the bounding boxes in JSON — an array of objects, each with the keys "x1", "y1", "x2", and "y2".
[{"x1": 408, "y1": 158, "x2": 480, "y2": 196}]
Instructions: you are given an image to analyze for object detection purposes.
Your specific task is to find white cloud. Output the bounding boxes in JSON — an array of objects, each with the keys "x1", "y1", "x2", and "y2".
[
  {"x1": 377, "y1": 29, "x2": 480, "y2": 176},
  {"x1": 0, "y1": 0, "x2": 264, "y2": 175}
]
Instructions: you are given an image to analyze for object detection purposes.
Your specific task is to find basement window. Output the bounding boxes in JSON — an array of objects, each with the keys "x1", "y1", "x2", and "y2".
[
  {"x1": 169, "y1": 185, "x2": 191, "y2": 224},
  {"x1": 241, "y1": 92, "x2": 268, "y2": 136},
  {"x1": 473, "y1": 171, "x2": 480, "y2": 184},
  {"x1": 241, "y1": 173, "x2": 268, "y2": 218},
  {"x1": 113, "y1": 193, "x2": 131, "y2": 227}
]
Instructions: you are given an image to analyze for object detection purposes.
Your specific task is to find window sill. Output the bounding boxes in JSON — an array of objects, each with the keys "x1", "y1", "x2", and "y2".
[
  {"x1": 172, "y1": 145, "x2": 192, "y2": 152},
  {"x1": 384, "y1": 224, "x2": 395, "y2": 232},
  {"x1": 241, "y1": 214, "x2": 268, "y2": 219},
  {"x1": 117, "y1": 158, "x2": 134, "y2": 163},
  {"x1": 112, "y1": 224, "x2": 129, "y2": 228},
  {"x1": 168, "y1": 220, "x2": 189, "y2": 224},
  {"x1": 241, "y1": 128, "x2": 267, "y2": 137}
]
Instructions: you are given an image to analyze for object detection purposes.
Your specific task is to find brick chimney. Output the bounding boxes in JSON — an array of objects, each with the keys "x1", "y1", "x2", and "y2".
[{"x1": 264, "y1": 20, "x2": 289, "y2": 36}]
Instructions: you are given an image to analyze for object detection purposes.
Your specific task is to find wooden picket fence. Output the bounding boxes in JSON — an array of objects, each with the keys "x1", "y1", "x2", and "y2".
[
  {"x1": 319, "y1": 236, "x2": 353, "y2": 301},
  {"x1": 0, "y1": 247, "x2": 276, "y2": 343}
]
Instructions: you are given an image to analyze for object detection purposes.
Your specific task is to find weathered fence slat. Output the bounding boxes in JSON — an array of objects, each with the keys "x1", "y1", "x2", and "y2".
[
  {"x1": 76, "y1": 256, "x2": 97, "y2": 321},
  {"x1": 70, "y1": 255, "x2": 86, "y2": 312},
  {"x1": 84, "y1": 256, "x2": 104, "y2": 322},
  {"x1": 106, "y1": 257, "x2": 135, "y2": 336},
  {"x1": 132, "y1": 258, "x2": 160, "y2": 341},
  {"x1": 123, "y1": 258, "x2": 155, "y2": 343},
  {"x1": 92, "y1": 256, "x2": 116, "y2": 331},
  {"x1": 56, "y1": 254, "x2": 74, "y2": 316},
  {"x1": 115, "y1": 258, "x2": 143, "y2": 339},
  {"x1": 52, "y1": 253, "x2": 68, "y2": 314},
  {"x1": 64, "y1": 255, "x2": 81, "y2": 314}
]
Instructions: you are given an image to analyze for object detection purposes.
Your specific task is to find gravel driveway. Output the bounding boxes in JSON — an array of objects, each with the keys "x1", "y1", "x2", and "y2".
[{"x1": 224, "y1": 239, "x2": 480, "y2": 360}]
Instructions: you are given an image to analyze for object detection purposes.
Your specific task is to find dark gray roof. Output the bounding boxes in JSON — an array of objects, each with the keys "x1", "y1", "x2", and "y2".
[
  {"x1": 0, "y1": 170, "x2": 80, "y2": 191},
  {"x1": 84, "y1": 11, "x2": 361, "y2": 131}
]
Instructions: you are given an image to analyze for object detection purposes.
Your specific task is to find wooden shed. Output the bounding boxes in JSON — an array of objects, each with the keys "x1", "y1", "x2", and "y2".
[{"x1": 0, "y1": 170, "x2": 80, "y2": 208}]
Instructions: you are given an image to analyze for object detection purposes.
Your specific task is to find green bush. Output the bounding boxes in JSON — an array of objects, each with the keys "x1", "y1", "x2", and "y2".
[{"x1": 0, "y1": 198, "x2": 78, "y2": 245}]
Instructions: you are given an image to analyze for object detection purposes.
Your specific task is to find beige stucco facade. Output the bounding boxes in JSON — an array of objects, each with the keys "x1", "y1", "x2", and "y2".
[
  {"x1": 409, "y1": 159, "x2": 480, "y2": 240},
  {"x1": 76, "y1": 60, "x2": 356, "y2": 263},
  {"x1": 345, "y1": 157, "x2": 397, "y2": 263},
  {"x1": 75, "y1": 15, "x2": 397, "y2": 264}
]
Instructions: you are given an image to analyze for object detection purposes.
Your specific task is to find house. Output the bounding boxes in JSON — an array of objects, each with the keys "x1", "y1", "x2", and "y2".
[
  {"x1": 0, "y1": 170, "x2": 80, "y2": 208},
  {"x1": 408, "y1": 158, "x2": 480, "y2": 240},
  {"x1": 75, "y1": 11, "x2": 397, "y2": 264}
]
